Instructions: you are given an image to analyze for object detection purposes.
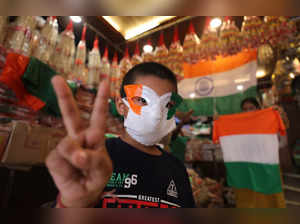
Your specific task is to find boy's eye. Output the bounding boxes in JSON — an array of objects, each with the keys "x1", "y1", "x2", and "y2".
[
  {"x1": 166, "y1": 101, "x2": 175, "y2": 109},
  {"x1": 132, "y1": 97, "x2": 148, "y2": 106}
]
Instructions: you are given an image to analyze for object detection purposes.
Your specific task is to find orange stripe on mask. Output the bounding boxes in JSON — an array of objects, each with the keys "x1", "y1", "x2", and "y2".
[{"x1": 124, "y1": 84, "x2": 143, "y2": 115}]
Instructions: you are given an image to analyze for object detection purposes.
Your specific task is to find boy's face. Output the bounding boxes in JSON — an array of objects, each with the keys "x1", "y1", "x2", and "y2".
[{"x1": 117, "y1": 75, "x2": 177, "y2": 117}]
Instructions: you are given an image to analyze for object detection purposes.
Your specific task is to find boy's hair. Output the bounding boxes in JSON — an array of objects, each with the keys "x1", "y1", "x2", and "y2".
[
  {"x1": 241, "y1": 97, "x2": 261, "y2": 110},
  {"x1": 120, "y1": 62, "x2": 178, "y2": 98}
]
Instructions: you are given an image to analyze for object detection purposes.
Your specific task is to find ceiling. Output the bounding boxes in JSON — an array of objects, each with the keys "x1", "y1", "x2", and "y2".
[{"x1": 101, "y1": 16, "x2": 177, "y2": 40}]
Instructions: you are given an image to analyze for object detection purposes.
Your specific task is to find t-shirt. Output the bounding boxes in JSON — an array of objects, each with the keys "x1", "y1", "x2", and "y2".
[{"x1": 98, "y1": 138, "x2": 195, "y2": 208}]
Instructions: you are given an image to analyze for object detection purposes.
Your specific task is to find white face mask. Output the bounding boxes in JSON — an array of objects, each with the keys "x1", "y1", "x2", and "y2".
[{"x1": 122, "y1": 85, "x2": 179, "y2": 146}]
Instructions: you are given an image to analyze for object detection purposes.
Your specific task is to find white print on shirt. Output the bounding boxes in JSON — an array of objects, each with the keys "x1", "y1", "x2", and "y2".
[
  {"x1": 124, "y1": 174, "x2": 138, "y2": 189},
  {"x1": 167, "y1": 180, "x2": 178, "y2": 198}
]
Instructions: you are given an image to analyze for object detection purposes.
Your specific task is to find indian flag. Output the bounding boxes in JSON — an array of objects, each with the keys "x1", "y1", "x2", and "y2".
[
  {"x1": 178, "y1": 49, "x2": 257, "y2": 116},
  {"x1": 213, "y1": 108, "x2": 286, "y2": 195}
]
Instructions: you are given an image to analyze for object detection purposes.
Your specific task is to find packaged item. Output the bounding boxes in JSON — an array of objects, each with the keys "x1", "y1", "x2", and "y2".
[
  {"x1": 166, "y1": 27, "x2": 184, "y2": 81},
  {"x1": 110, "y1": 52, "x2": 121, "y2": 98},
  {"x1": 51, "y1": 20, "x2": 75, "y2": 78},
  {"x1": 87, "y1": 37, "x2": 101, "y2": 88},
  {"x1": 183, "y1": 21, "x2": 200, "y2": 64},
  {"x1": 5, "y1": 16, "x2": 37, "y2": 54},
  {"x1": 219, "y1": 17, "x2": 243, "y2": 57},
  {"x1": 119, "y1": 46, "x2": 132, "y2": 81},
  {"x1": 154, "y1": 32, "x2": 168, "y2": 66},
  {"x1": 33, "y1": 16, "x2": 59, "y2": 64},
  {"x1": 142, "y1": 39, "x2": 154, "y2": 62},
  {"x1": 100, "y1": 46, "x2": 111, "y2": 82},
  {"x1": 131, "y1": 42, "x2": 143, "y2": 66},
  {"x1": 71, "y1": 24, "x2": 87, "y2": 83},
  {"x1": 198, "y1": 17, "x2": 220, "y2": 61},
  {"x1": 241, "y1": 16, "x2": 264, "y2": 49}
]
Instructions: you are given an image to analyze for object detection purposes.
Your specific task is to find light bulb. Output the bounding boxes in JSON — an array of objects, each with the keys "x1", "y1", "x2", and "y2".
[
  {"x1": 210, "y1": 18, "x2": 222, "y2": 29},
  {"x1": 70, "y1": 16, "x2": 82, "y2": 23},
  {"x1": 143, "y1": 44, "x2": 153, "y2": 53}
]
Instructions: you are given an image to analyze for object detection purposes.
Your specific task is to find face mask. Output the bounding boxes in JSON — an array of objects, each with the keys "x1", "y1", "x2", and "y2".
[{"x1": 122, "y1": 84, "x2": 182, "y2": 146}]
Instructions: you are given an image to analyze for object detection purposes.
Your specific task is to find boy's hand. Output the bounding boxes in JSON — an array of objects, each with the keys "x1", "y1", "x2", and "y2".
[{"x1": 46, "y1": 76, "x2": 113, "y2": 208}]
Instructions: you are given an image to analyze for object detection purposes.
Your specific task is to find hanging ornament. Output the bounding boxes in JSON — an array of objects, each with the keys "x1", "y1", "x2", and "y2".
[
  {"x1": 198, "y1": 17, "x2": 220, "y2": 61},
  {"x1": 119, "y1": 46, "x2": 132, "y2": 79},
  {"x1": 154, "y1": 32, "x2": 169, "y2": 66},
  {"x1": 167, "y1": 26, "x2": 184, "y2": 81},
  {"x1": 241, "y1": 16, "x2": 264, "y2": 49},
  {"x1": 219, "y1": 16, "x2": 243, "y2": 56},
  {"x1": 87, "y1": 36, "x2": 101, "y2": 88},
  {"x1": 101, "y1": 46, "x2": 111, "y2": 81},
  {"x1": 110, "y1": 52, "x2": 121, "y2": 98},
  {"x1": 71, "y1": 24, "x2": 87, "y2": 83},
  {"x1": 131, "y1": 42, "x2": 143, "y2": 66},
  {"x1": 142, "y1": 39, "x2": 154, "y2": 62},
  {"x1": 183, "y1": 21, "x2": 200, "y2": 64},
  {"x1": 264, "y1": 16, "x2": 296, "y2": 48},
  {"x1": 33, "y1": 16, "x2": 59, "y2": 64},
  {"x1": 52, "y1": 20, "x2": 76, "y2": 78},
  {"x1": 5, "y1": 16, "x2": 38, "y2": 55}
]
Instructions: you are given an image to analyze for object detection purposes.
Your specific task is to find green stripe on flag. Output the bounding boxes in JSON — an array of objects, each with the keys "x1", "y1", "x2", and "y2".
[
  {"x1": 178, "y1": 86, "x2": 257, "y2": 116},
  {"x1": 225, "y1": 162, "x2": 282, "y2": 195}
]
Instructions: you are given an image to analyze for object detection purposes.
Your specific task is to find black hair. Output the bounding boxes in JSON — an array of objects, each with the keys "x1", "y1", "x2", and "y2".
[
  {"x1": 292, "y1": 75, "x2": 300, "y2": 93},
  {"x1": 241, "y1": 97, "x2": 260, "y2": 110},
  {"x1": 120, "y1": 62, "x2": 178, "y2": 98}
]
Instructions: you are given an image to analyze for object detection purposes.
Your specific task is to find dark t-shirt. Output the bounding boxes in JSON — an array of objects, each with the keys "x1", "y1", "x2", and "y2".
[{"x1": 98, "y1": 138, "x2": 195, "y2": 208}]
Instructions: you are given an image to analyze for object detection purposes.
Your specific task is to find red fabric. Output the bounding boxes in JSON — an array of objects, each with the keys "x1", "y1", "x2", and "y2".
[{"x1": 0, "y1": 53, "x2": 45, "y2": 111}]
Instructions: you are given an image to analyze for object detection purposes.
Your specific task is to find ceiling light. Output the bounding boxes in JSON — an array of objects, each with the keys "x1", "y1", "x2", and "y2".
[
  {"x1": 102, "y1": 16, "x2": 121, "y2": 31},
  {"x1": 70, "y1": 16, "x2": 82, "y2": 23},
  {"x1": 289, "y1": 73, "x2": 295, "y2": 79},
  {"x1": 256, "y1": 70, "x2": 266, "y2": 78},
  {"x1": 210, "y1": 17, "x2": 222, "y2": 29},
  {"x1": 125, "y1": 21, "x2": 159, "y2": 40},
  {"x1": 190, "y1": 93, "x2": 196, "y2": 98},
  {"x1": 237, "y1": 85, "x2": 244, "y2": 91},
  {"x1": 143, "y1": 44, "x2": 153, "y2": 53}
]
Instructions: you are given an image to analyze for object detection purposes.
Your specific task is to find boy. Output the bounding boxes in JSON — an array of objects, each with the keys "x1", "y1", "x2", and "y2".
[{"x1": 46, "y1": 62, "x2": 195, "y2": 208}]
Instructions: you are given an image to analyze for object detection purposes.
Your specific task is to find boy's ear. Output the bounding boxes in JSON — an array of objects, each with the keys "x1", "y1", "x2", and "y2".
[{"x1": 115, "y1": 96, "x2": 128, "y2": 117}]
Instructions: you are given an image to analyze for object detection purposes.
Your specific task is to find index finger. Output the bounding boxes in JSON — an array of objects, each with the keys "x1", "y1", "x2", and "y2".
[{"x1": 52, "y1": 76, "x2": 82, "y2": 138}]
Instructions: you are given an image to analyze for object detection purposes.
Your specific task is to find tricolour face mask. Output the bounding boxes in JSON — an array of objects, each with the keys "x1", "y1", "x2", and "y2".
[{"x1": 123, "y1": 84, "x2": 182, "y2": 146}]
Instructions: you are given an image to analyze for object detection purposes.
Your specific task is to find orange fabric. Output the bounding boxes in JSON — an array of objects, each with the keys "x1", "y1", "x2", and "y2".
[
  {"x1": 213, "y1": 108, "x2": 286, "y2": 143},
  {"x1": 0, "y1": 53, "x2": 45, "y2": 111},
  {"x1": 183, "y1": 49, "x2": 257, "y2": 79},
  {"x1": 124, "y1": 84, "x2": 143, "y2": 115}
]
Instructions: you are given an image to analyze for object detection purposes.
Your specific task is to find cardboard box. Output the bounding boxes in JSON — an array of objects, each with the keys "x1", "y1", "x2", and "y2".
[{"x1": 1, "y1": 121, "x2": 66, "y2": 166}]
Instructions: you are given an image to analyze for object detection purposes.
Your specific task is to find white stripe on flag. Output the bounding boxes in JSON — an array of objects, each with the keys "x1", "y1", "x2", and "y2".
[
  {"x1": 220, "y1": 134, "x2": 279, "y2": 164},
  {"x1": 179, "y1": 61, "x2": 257, "y2": 99}
]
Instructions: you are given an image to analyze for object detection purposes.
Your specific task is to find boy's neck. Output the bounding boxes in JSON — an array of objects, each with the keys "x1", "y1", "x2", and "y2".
[{"x1": 120, "y1": 132, "x2": 163, "y2": 156}]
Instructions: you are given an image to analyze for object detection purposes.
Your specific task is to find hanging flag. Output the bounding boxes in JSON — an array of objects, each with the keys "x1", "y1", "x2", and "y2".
[
  {"x1": 213, "y1": 108, "x2": 286, "y2": 195},
  {"x1": 178, "y1": 49, "x2": 257, "y2": 116}
]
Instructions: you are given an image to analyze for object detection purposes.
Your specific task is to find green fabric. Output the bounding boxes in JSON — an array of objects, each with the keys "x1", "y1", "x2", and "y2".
[
  {"x1": 225, "y1": 162, "x2": 282, "y2": 195},
  {"x1": 22, "y1": 57, "x2": 77, "y2": 117},
  {"x1": 167, "y1": 92, "x2": 183, "y2": 120},
  {"x1": 178, "y1": 86, "x2": 257, "y2": 116},
  {"x1": 109, "y1": 99, "x2": 123, "y2": 120},
  {"x1": 170, "y1": 136, "x2": 189, "y2": 162}
]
